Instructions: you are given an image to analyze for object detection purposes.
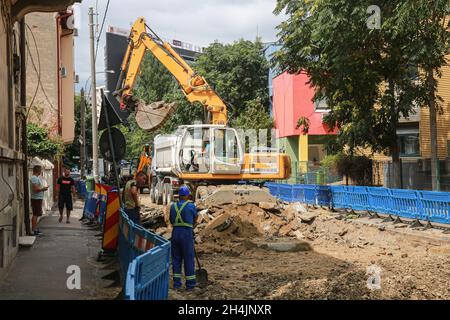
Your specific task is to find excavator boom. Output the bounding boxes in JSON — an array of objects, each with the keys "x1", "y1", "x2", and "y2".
[{"x1": 115, "y1": 17, "x2": 228, "y2": 130}]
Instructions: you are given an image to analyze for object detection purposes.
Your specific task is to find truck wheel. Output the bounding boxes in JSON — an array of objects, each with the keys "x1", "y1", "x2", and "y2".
[
  {"x1": 150, "y1": 184, "x2": 156, "y2": 204},
  {"x1": 162, "y1": 183, "x2": 168, "y2": 206},
  {"x1": 156, "y1": 182, "x2": 163, "y2": 205},
  {"x1": 166, "y1": 184, "x2": 174, "y2": 205}
]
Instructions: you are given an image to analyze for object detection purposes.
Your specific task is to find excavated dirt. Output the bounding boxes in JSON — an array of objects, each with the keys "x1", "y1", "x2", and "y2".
[{"x1": 140, "y1": 196, "x2": 450, "y2": 300}]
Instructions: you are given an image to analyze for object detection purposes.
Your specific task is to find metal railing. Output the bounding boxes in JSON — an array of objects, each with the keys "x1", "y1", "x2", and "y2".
[{"x1": 282, "y1": 161, "x2": 342, "y2": 185}]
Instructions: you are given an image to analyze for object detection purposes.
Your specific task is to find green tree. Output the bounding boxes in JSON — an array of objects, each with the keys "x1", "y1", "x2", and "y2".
[
  {"x1": 63, "y1": 95, "x2": 92, "y2": 169},
  {"x1": 393, "y1": 0, "x2": 450, "y2": 190},
  {"x1": 274, "y1": 0, "x2": 446, "y2": 188},
  {"x1": 27, "y1": 123, "x2": 64, "y2": 160},
  {"x1": 123, "y1": 40, "x2": 273, "y2": 159},
  {"x1": 233, "y1": 97, "x2": 273, "y2": 130},
  {"x1": 195, "y1": 39, "x2": 270, "y2": 120}
]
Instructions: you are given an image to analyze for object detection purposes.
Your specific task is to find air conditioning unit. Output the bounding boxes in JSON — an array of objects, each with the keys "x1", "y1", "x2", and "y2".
[{"x1": 60, "y1": 66, "x2": 67, "y2": 78}]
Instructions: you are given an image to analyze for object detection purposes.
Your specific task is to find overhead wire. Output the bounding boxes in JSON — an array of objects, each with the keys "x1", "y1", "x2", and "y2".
[
  {"x1": 94, "y1": 0, "x2": 110, "y2": 62},
  {"x1": 24, "y1": 23, "x2": 58, "y2": 118}
]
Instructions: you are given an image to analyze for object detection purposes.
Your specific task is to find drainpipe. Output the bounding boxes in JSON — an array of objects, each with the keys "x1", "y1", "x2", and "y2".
[
  {"x1": 54, "y1": 11, "x2": 72, "y2": 198},
  {"x1": 20, "y1": 18, "x2": 31, "y2": 236}
]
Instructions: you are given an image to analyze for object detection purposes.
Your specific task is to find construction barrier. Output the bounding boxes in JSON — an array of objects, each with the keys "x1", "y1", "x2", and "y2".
[
  {"x1": 267, "y1": 183, "x2": 332, "y2": 206},
  {"x1": 83, "y1": 191, "x2": 99, "y2": 220},
  {"x1": 101, "y1": 189, "x2": 120, "y2": 251},
  {"x1": 95, "y1": 184, "x2": 110, "y2": 224},
  {"x1": 118, "y1": 209, "x2": 171, "y2": 300},
  {"x1": 76, "y1": 180, "x2": 88, "y2": 199},
  {"x1": 265, "y1": 183, "x2": 450, "y2": 225}
]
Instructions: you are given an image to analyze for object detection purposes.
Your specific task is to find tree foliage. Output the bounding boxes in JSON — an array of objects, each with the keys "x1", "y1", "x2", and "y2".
[
  {"x1": 195, "y1": 39, "x2": 270, "y2": 119},
  {"x1": 63, "y1": 94, "x2": 92, "y2": 169},
  {"x1": 27, "y1": 123, "x2": 64, "y2": 160},
  {"x1": 274, "y1": 0, "x2": 450, "y2": 188},
  {"x1": 121, "y1": 40, "x2": 273, "y2": 159}
]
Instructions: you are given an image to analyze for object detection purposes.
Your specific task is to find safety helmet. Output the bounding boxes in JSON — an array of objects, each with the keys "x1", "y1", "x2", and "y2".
[{"x1": 179, "y1": 185, "x2": 191, "y2": 197}]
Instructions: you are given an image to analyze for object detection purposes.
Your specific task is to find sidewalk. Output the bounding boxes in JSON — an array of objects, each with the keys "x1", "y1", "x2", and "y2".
[{"x1": 0, "y1": 199, "x2": 121, "y2": 300}]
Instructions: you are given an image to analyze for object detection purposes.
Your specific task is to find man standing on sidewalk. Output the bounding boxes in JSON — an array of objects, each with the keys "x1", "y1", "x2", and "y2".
[
  {"x1": 30, "y1": 165, "x2": 48, "y2": 235},
  {"x1": 123, "y1": 171, "x2": 147, "y2": 225},
  {"x1": 56, "y1": 167, "x2": 76, "y2": 223}
]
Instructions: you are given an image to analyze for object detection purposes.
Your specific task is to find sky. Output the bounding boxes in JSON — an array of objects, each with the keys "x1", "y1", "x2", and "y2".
[{"x1": 74, "y1": 0, "x2": 285, "y2": 93}]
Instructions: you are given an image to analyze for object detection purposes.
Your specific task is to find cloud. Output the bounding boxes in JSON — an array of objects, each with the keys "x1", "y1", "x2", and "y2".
[{"x1": 75, "y1": 0, "x2": 285, "y2": 92}]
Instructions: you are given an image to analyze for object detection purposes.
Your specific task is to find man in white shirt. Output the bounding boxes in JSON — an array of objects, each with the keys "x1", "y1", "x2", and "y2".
[{"x1": 30, "y1": 165, "x2": 48, "y2": 236}]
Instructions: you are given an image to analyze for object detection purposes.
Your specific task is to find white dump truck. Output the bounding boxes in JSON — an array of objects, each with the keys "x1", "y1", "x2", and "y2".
[{"x1": 149, "y1": 124, "x2": 289, "y2": 207}]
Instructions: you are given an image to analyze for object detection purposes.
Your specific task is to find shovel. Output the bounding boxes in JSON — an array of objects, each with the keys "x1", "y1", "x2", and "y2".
[{"x1": 194, "y1": 246, "x2": 208, "y2": 288}]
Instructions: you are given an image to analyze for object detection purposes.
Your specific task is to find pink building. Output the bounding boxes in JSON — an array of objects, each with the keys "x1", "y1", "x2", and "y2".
[{"x1": 272, "y1": 71, "x2": 337, "y2": 172}]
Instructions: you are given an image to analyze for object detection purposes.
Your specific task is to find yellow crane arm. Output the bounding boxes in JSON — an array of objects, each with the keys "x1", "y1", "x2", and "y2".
[{"x1": 115, "y1": 17, "x2": 227, "y2": 126}]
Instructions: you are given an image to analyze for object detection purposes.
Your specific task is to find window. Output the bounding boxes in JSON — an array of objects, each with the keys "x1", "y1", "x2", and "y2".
[
  {"x1": 314, "y1": 89, "x2": 329, "y2": 112},
  {"x1": 214, "y1": 129, "x2": 241, "y2": 165},
  {"x1": 398, "y1": 134, "x2": 420, "y2": 157}
]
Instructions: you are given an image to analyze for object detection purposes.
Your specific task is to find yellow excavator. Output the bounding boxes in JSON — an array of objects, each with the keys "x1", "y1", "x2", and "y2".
[{"x1": 115, "y1": 17, "x2": 291, "y2": 206}]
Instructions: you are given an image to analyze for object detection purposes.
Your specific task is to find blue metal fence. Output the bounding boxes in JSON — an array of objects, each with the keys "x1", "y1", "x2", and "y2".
[
  {"x1": 265, "y1": 183, "x2": 450, "y2": 225},
  {"x1": 118, "y1": 209, "x2": 171, "y2": 300}
]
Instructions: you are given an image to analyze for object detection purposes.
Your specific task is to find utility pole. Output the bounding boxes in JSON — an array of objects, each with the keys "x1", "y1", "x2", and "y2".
[
  {"x1": 89, "y1": 7, "x2": 99, "y2": 182},
  {"x1": 80, "y1": 88, "x2": 86, "y2": 178},
  {"x1": 20, "y1": 18, "x2": 31, "y2": 235}
]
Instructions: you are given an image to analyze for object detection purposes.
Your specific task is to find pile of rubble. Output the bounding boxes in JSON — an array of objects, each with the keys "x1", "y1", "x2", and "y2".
[
  {"x1": 194, "y1": 201, "x2": 318, "y2": 242},
  {"x1": 146, "y1": 200, "x2": 318, "y2": 243},
  {"x1": 140, "y1": 194, "x2": 323, "y2": 244}
]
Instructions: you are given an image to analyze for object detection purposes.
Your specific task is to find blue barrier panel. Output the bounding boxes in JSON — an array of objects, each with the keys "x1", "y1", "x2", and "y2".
[
  {"x1": 265, "y1": 183, "x2": 280, "y2": 198},
  {"x1": 419, "y1": 191, "x2": 450, "y2": 224},
  {"x1": 119, "y1": 209, "x2": 171, "y2": 300},
  {"x1": 84, "y1": 192, "x2": 98, "y2": 220},
  {"x1": 82, "y1": 191, "x2": 93, "y2": 217},
  {"x1": 390, "y1": 189, "x2": 422, "y2": 220},
  {"x1": 125, "y1": 241, "x2": 171, "y2": 300},
  {"x1": 279, "y1": 184, "x2": 294, "y2": 202},
  {"x1": 346, "y1": 186, "x2": 370, "y2": 211},
  {"x1": 264, "y1": 182, "x2": 450, "y2": 225},
  {"x1": 304, "y1": 185, "x2": 317, "y2": 205},
  {"x1": 330, "y1": 186, "x2": 347, "y2": 209},
  {"x1": 316, "y1": 186, "x2": 332, "y2": 207},
  {"x1": 77, "y1": 181, "x2": 87, "y2": 199},
  {"x1": 98, "y1": 198, "x2": 107, "y2": 225},
  {"x1": 292, "y1": 185, "x2": 306, "y2": 203},
  {"x1": 367, "y1": 187, "x2": 392, "y2": 214},
  {"x1": 118, "y1": 213, "x2": 134, "y2": 280}
]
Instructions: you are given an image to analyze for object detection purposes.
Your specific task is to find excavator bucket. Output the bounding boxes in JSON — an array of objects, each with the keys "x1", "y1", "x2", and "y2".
[{"x1": 135, "y1": 100, "x2": 177, "y2": 132}]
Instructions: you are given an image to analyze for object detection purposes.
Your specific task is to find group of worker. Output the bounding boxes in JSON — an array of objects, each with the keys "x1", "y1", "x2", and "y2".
[{"x1": 122, "y1": 172, "x2": 199, "y2": 290}]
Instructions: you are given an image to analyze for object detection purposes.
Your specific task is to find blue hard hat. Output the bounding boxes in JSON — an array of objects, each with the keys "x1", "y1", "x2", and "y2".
[{"x1": 179, "y1": 185, "x2": 191, "y2": 196}]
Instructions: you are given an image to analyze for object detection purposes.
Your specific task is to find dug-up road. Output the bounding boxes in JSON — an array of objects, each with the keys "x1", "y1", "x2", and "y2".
[{"x1": 140, "y1": 197, "x2": 450, "y2": 300}]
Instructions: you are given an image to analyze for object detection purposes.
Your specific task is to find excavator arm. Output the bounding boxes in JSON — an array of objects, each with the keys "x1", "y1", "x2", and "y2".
[{"x1": 115, "y1": 17, "x2": 228, "y2": 128}]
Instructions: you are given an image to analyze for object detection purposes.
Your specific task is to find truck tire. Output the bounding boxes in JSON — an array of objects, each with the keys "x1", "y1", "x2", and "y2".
[
  {"x1": 166, "y1": 183, "x2": 174, "y2": 205},
  {"x1": 162, "y1": 183, "x2": 168, "y2": 206},
  {"x1": 162, "y1": 182, "x2": 171, "y2": 206},
  {"x1": 150, "y1": 184, "x2": 156, "y2": 204},
  {"x1": 156, "y1": 181, "x2": 163, "y2": 205}
]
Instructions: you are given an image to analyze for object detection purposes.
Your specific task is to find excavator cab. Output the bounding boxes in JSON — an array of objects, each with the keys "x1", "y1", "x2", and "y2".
[
  {"x1": 179, "y1": 125, "x2": 243, "y2": 175},
  {"x1": 211, "y1": 127, "x2": 242, "y2": 174}
]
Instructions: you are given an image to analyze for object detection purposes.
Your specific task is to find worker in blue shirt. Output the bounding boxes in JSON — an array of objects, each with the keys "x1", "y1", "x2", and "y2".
[{"x1": 170, "y1": 185, "x2": 198, "y2": 290}]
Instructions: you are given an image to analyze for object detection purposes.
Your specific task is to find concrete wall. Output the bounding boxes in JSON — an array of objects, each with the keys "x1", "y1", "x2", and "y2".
[
  {"x1": 0, "y1": 0, "x2": 24, "y2": 279},
  {"x1": 24, "y1": 11, "x2": 75, "y2": 144},
  {"x1": 25, "y1": 12, "x2": 58, "y2": 131}
]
